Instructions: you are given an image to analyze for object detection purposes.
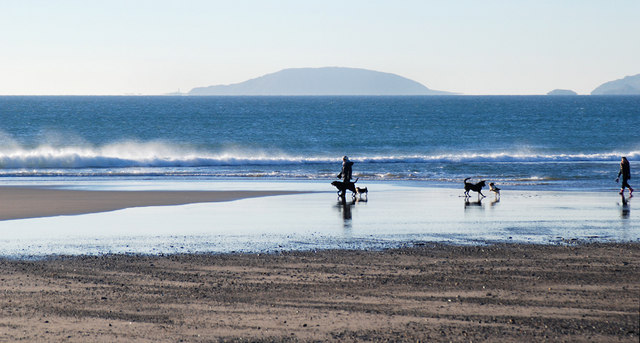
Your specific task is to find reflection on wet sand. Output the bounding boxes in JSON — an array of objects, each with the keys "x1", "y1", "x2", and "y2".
[
  {"x1": 619, "y1": 194, "x2": 632, "y2": 219},
  {"x1": 464, "y1": 195, "x2": 499, "y2": 211},
  {"x1": 0, "y1": 184, "x2": 638, "y2": 257},
  {"x1": 464, "y1": 197, "x2": 484, "y2": 210},
  {"x1": 489, "y1": 196, "x2": 500, "y2": 207},
  {"x1": 335, "y1": 196, "x2": 367, "y2": 229}
]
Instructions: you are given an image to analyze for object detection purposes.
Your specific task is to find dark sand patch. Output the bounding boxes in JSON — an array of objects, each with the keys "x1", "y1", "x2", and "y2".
[{"x1": 0, "y1": 243, "x2": 638, "y2": 341}]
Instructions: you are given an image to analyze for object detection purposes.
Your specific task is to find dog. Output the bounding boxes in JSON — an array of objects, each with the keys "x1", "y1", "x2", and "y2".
[
  {"x1": 355, "y1": 186, "x2": 368, "y2": 200},
  {"x1": 489, "y1": 182, "x2": 500, "y2": 196},
  {"x1": 331, "y1": 178, "x2": 359, "y2": 198},
  {"x1": 464, "y1": 177, "x2": 486, "y2": 198}
]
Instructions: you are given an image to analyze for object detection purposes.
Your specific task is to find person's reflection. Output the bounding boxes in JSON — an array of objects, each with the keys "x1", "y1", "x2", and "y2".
[
  {"x1": 335, "y1": 196, "x2": 357, "y2": 229},
  {"x1": 619, "y1": 194, "x2": 631, "y2": 219}
]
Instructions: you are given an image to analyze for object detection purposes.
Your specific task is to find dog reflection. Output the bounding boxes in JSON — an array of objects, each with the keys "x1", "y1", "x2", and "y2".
[
  {"x1": 464, "y1": 197, "x2": 484, "y2": 210},
  {"x1": 489, "y1": 196, "x2": 500, "y2": 207}
]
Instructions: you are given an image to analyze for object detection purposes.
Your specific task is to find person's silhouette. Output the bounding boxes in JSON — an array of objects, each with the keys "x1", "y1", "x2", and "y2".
[
  {"x1": 616, "y1": 157, "x2": 634, "y2": 195},
  {"x1": 336, "y1": 156, "x2": 355, "y2": 197}
]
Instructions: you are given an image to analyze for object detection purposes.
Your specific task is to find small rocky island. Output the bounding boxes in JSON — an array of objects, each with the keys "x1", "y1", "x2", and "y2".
[
  {"x1": 547, "y1": 89, "x2": 578, "y2": 96},
  {"x1": 188, "y1": 67, "x2": 454, "y2": 96}
]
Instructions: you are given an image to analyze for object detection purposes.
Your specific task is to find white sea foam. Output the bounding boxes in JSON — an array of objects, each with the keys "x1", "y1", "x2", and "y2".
[{"x1": 0, "y1": 141, "x2": 638, "y2": 169}]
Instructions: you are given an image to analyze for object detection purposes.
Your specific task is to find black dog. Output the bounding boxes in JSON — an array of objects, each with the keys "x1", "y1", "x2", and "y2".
[
  {"x1": 331, "y1": 178, "x2": 359, "y2": 198},
  {"x1": 464, "y1": 177, "x2": 486, "y2": 198}
]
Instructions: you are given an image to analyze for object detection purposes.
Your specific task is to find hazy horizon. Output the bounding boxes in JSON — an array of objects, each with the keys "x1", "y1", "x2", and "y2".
[{"x1": 1, "y1": 1, "x2": 639, "y2": 96}]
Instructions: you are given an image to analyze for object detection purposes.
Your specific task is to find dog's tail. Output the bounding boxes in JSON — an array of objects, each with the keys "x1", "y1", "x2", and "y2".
[
  {"x1": 353, "y1": 177, "x2": 359, "y2": 183},
  {"x1": 464, "y1": 177, "x2": 471, "y2": 183}
]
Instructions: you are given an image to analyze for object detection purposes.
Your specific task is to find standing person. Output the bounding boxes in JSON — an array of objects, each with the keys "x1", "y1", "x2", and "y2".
[
  {"x1": 616, "y1": 157, "x2": 633, "y2": 195},
  {"x1": 337, "y1": 156, "x2": 354, "y2": 184}
]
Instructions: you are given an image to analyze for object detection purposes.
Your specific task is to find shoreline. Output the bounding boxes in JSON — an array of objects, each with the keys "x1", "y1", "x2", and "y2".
[
  {"x1": 0, "y1": 186, "x2": 309, "y2": 221},
  {"x1": 0, "y1": 182, "x2": 632, "y2": 221},
  {"x1": 1, "y1": 242, "x2": 637, "y2": 341},
  {"x1": 0, "y1": 182, "x2": 636, "y2": 257}
]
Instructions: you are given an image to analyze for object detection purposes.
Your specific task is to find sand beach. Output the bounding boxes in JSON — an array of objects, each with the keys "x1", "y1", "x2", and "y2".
[
  {"x1": 0, "y1": 186, "x2": 307, "y2": 221},
  {"x1": 0, "y1": 243, "x2": 638, "y2": 342},
  {"x1": 0, "y1": 182, "x2": 638, "y2": 341}
]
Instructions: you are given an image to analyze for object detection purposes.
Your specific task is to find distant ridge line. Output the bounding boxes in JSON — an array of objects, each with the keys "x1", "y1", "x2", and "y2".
[
  {"x1": 188, "y1": 67, "x2": 455, "y2": 96},
  {"x1": 591, "y1": 73, "x2": 640, "y2": 95}
]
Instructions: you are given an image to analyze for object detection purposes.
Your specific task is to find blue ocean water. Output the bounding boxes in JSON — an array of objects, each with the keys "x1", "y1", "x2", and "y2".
[{"x1": 0, "y1": 95, "x2": 638, "y2": 190}]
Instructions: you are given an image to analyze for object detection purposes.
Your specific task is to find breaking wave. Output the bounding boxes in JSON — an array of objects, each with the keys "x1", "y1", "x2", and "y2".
[{"x1": 0, "y1": 141, "x2": 638, "y2": 169}]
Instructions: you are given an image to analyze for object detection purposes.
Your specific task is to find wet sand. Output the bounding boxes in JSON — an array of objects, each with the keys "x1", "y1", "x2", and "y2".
[
  {"x1": 1, "y1": 183, "x2": 636, "y2": 257},
  {"x1": 0, "y1": 187, "x2": 306, "y2": 221},
  {"x1": 1, "y1": 243, "x2": 638, "y2": 342}
]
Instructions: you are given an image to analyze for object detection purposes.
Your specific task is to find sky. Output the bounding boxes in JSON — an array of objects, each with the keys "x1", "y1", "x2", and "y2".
[{"x1": 1, "y1": 0, "x2": 639, "y2": 95}]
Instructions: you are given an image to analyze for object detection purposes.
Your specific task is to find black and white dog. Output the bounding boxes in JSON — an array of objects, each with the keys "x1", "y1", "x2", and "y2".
[
  {"x1": 355, "y1": 186, "x2": 368, "y2": 200},
  {"x1": 489, "y1": 182, "x2": 501, "y2": 197}
]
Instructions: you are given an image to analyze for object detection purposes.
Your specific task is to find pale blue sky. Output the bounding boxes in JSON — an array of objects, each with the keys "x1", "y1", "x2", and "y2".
[{"x1": 1, "y1": 0, "x2": 638, "y2": 95}]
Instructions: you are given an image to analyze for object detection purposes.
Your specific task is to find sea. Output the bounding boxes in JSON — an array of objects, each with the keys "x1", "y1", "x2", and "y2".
[
  {"x1": 1, "y1": 95, "x2": 639, "y2": 256},
  {"x1": 0, "y1": 95, "x2": 638, "y2": 190}
]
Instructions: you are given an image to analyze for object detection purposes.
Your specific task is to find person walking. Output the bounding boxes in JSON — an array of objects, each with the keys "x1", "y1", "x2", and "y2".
[
  {"x1": 337, "y1": 156, "x2": 354, "y2": 184},
  {"x1": 616, "y1": 157, "x2": 633, "y2": 195},
  {"x1": 335, "y1": 156, "x2": 355, "y2": 197}
]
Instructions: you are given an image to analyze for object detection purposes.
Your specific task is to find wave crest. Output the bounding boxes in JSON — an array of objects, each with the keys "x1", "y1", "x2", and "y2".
[{"x1": 0, "y1": 141, "x2": 638, "y2": 169}]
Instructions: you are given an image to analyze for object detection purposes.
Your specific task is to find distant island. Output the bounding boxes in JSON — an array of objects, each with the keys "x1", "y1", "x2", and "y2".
[
  {"x1": 591, "y1": 74, "x2": 640, "y2": 95},
  {"x1": 547, "y1": 89, "x2": 577, "y2": 96},
  {"x1": 188, "y1": 67, "x2": 454, "y2": 96}
]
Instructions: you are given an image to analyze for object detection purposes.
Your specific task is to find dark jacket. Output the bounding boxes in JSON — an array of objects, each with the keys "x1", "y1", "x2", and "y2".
[
  {"x1": 337, "y1": 161, "x2": 354, "y2": 182},
  {"x1": 618, "y1": 162, "x2": 631, "y2": 180}
]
